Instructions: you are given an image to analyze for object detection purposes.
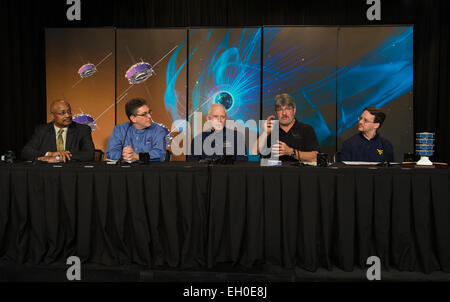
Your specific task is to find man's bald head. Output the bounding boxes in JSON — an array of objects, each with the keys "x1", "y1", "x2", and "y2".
[
  {"x1": 50, "y1": 99, "x2": 71, "y2": 113},
  {"x1": 50, "y1": 99, "x2": 73, "y2": 128},
  {"x1": 207, "y1": 103, "x2": 227, "y2": 131},
  {"x1": 208, "y1": 103, "x2": 226, "y2": 116}
]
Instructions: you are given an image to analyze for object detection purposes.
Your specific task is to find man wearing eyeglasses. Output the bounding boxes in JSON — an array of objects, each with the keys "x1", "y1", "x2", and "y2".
[
  {"x1": 341, "y1": 107, "x2": 393, "y2": 162},
  {"x1": 105, "y1": 98, "x2": 166, "y2": 162},
  {"x1": 253, "y1": 93, "x2": 319, "y2": 162},
  {"x1": 21, "y1": 99, "x2": 95, "y2": 162}
]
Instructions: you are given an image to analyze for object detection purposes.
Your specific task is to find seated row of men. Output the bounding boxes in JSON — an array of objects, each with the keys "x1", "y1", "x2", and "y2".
[{"x1": 21, "y1": 94, "x2": 393, "y2": 163}]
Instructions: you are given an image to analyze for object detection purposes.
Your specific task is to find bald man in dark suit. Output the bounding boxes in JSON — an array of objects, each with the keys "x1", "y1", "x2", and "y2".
[{"x1": 21, "y1": 100, "x2": 94, "y2": 162}]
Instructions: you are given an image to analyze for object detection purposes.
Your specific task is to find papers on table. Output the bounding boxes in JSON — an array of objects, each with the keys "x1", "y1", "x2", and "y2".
[
  {"x1": 260, "y1": 159, "x2": 282, "y2": 166},
  {"x1": 342, "y1": 161, "x2": 380, "y2": 165}
]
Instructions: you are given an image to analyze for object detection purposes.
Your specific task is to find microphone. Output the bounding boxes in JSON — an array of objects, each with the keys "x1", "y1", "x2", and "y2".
[
  {"x1": 1, "y1": 150, "x2": 16, "y2": 164},
  {"x1": 216, "y1": 127, "x2": 236, "y2": 164},
  {"x1": 116, "y1": 122, "x2": 132, "y2": 165},
  {"x1": 380, "y1": 139, "x2": 386, "y2": 163}
]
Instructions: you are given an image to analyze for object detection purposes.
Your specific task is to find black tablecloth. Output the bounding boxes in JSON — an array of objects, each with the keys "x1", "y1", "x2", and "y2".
[{"x1": 0, "y1": 162, "x2": 449, "y2": 273}]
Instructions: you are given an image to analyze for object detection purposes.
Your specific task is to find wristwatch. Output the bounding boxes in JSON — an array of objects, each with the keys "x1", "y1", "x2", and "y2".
[
  {"x1": 55, "y1": 155, "x2": 60, "y2": 161},
  {"x1": 291, "y1": 150, "x2": 296, "y2": 158}
]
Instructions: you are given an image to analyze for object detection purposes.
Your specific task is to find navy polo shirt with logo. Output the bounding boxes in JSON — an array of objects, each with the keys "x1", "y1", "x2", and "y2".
[{"x1": 341, "y1": 133, "x2": 394, "y2": 162}]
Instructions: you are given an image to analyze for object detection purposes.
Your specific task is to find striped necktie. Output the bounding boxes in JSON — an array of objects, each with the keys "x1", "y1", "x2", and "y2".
[{"x1": 57, "y1": 129, "x2": 64, "y2": 151}]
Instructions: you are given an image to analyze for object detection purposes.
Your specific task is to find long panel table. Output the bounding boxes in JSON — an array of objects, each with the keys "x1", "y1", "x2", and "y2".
[{"x1": 0, "y1": 162, "x2": 449, "y2": 274}]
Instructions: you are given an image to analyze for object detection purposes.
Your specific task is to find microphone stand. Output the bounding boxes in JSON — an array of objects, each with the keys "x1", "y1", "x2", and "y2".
[{"x1": 116, "y1": 122, "x2": 132, "y2": 165}]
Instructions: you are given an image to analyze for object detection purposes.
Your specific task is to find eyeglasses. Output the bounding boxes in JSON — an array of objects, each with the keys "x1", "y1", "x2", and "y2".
[
  {"x1": 135, "y1": 110, "x2": 152, "y2": 117},
  {"x1": 358, "y1": 116, "x2": 375, "y2": 124},
  {"x1": 358, "y1": 116, "x2": 375, "y2": 123},
  {"x1": 275, "y1": 107, "x2": 294, "y2": 113},
  {"x1": 53, "y1": 110, "x2": 72, "y2": 116}
]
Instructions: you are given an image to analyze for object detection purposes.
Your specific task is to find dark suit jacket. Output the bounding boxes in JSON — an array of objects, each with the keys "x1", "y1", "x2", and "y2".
[{"x1": 21, "y1": 122, "x2": 95, "y2": 161}]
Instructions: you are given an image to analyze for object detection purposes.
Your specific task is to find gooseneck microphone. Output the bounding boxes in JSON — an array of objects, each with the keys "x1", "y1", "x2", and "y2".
[{"x1": 116, "y1": 122, "x2": 132, "y2": 164}]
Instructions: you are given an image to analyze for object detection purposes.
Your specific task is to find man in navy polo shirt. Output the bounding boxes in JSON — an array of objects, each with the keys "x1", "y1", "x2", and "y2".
[{"x1": 341, "y1": 107, "x2": 394, "y2": 162}]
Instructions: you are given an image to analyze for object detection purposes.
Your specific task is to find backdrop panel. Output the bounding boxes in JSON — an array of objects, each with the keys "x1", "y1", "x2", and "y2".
[
  {"x1": 116, "y1": 29, "x2": 188, "y2": 161},
  {"x1": 337, "y1": 26, "x2": 414, "y2": 162},
  {"x1": 45, "y1": 28, "x2": 116, "y2": 152},
  {"x1": 188, "y1": 28, "x2": 261, "y2": 152},
  {"x1": 262, "y1": 26, "x2": 338, "y2": 155}
]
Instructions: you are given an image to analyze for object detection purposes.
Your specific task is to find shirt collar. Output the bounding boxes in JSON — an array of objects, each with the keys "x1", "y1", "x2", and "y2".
[
  {"x1": 280, "y1": 119, "x2": 298, "y2": 134},
  {"x1": 132, "y1": 123, "x2": 153, "y2": 133},
  {"x1": 359, "y1": 132, "x2": 379, "y2": 141},
  {"x1": 54, "y1": 124, "x2": 68, "y2": 133}
]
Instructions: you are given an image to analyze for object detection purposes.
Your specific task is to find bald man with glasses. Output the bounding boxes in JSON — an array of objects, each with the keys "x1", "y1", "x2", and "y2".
[{"x1": 21, "y1": 99, "x2": 95, "y2": 162}]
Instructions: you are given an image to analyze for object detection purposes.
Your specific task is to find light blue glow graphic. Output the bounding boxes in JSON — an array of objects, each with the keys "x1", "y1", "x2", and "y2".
[
  {"x1": 164, "y1": 36, "x2": 192, "y2": 133},
  {"x1": 190, "y1": 28, "x2": 261, "y2": 131}
]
